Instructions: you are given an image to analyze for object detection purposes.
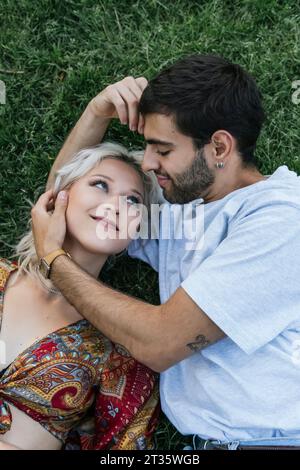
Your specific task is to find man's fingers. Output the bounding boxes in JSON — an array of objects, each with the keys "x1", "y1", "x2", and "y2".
[
  {"x1": 52, "y1": 191, "x2": 68, "y2": 218},
  {"x1": 32, "y1": 189, "x2": 54, "y2": 215},
  {"x1": 138, "y1": 113, "x2": 145, "y2": 134},
  {"x1": 135, "y1": 78, "x2": 148, "y2": 134},
  {"x1": 136, "y1": 76, "x2": 148, "y2": 92},
  {"x1": 31, "y1": 190, "x2": 67, "y2": 219},
  {"x1": 106, "y1": 86, "x2": 128, "y2": 124},
  {"x1": 115, "y1": 82, "x2": 140, "y2": 131},
  {"x1": 103, "y1": 76, "x2": 148, "y2": 131},
  {"x1": 123, "y1": 76, "x2": 145, "y2": 100},
  {"x1": 122, "y1": 77, "x2": 148, "y2": 131},
  {"x1": 47, "y1": 197, "x2": 55, "y2": 212}
]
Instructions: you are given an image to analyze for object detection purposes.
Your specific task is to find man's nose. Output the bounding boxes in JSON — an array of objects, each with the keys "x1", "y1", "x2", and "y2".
[{"x1": 142, "y1": 146, "x2": 160, "y2": 172}]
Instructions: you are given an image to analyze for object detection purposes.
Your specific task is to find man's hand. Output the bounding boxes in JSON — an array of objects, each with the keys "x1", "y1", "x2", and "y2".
[
  {"x1": 89, "y1": 76, "x2": 148, "y2": 133},
  {"x1": 31, "y1": 189, "x2": 69, "y2": 259}
]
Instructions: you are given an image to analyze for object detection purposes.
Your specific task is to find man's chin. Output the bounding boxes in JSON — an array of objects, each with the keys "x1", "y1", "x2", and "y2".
[{"x1": 162, "y1": 188, "x2": 194, "y2": 205}]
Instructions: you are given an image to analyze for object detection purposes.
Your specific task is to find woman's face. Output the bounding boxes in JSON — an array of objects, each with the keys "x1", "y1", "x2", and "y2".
[{"x1": 65, "y1": 158, "x2": 145, "y2": 255}]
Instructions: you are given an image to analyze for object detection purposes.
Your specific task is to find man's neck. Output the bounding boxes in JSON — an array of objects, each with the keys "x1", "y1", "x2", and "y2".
[{"x1": 202, "y1": 166, "x2": 267, "y2": 204}]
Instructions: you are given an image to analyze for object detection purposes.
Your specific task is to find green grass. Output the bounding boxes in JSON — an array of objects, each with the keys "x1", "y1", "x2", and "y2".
[{"x1": 0, "y1": 0, "x2": 300, "y2": 450}]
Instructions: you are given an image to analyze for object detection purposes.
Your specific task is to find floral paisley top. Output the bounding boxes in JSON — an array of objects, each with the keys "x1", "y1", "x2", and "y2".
[{"x1": 0, "y1": 258, "x2": 159, "y2": 449}]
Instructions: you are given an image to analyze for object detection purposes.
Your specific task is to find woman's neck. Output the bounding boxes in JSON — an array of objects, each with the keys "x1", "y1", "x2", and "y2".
[{"x1": 62, "y1": 238, "x2": 108, "y2": 279}]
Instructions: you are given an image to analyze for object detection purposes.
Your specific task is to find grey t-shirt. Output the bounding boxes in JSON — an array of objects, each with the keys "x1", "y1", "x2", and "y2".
[{"x1": 128, "y1": 166, "x2": 300, "y2": 441}]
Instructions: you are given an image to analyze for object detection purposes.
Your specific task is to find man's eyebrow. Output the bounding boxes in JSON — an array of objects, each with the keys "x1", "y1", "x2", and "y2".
[
  {"x1": 90, "y1": 174, "x2": 144, "y2": 199},
  {"x1": 145, "y1": 139, "x2": 175, "y2": 146}
]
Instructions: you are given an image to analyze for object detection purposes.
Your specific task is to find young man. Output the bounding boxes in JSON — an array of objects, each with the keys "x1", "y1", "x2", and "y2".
[{"x1": 31, "y1": 55, "x2": 300, "y2": 449}]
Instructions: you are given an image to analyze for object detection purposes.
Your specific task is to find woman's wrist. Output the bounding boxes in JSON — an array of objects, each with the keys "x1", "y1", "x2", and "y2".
[{"x1": 88, "y1": 98, "x2": 112, "y2": 121}]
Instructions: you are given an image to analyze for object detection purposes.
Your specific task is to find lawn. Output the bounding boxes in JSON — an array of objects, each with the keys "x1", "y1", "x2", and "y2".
[{"x1": 0, "y1": 0, "x2": 300, "y2": 450}]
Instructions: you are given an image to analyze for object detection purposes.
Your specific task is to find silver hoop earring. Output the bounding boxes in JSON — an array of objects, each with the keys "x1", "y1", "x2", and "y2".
[{"x1": 215, "y1": 162, "x2": 225, "y2": 169}]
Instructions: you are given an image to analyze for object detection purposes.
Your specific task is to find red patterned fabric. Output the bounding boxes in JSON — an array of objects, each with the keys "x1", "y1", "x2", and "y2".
[{"x1": 0, "y1": 258, "x2": 160, "y2": 449}]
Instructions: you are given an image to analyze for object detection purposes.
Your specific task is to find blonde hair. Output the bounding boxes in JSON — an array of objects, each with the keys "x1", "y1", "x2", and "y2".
[{"x1": 14, "y1": 142, "x2": 161, "y2": 291}]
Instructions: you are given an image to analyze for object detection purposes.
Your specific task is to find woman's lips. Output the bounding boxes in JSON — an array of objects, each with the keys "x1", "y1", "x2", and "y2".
[
  {"x1": 90, "y1": 215, "x2": 119, "y2": 231},
  {"x1": 156, "y1": 175, "x2": 171, "y2": 188}
]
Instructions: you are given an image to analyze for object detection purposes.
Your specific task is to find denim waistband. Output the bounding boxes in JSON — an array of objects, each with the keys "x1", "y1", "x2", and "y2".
[{"x1": 187, "y1": 435, "x2": 300, "y2": 450}]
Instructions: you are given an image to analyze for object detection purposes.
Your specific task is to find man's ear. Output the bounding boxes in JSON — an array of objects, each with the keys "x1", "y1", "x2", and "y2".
[{"x1": 211, "y1": 130, "x2": 234, "y2": 158}]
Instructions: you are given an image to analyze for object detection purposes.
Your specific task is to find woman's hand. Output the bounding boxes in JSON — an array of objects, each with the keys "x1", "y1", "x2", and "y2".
[
  {"x1": 46, "y1": 76, "x2": 148, "y2": 189},
  {"x1": 89, "y1": 76, "x2": 148, "y2": 134}
]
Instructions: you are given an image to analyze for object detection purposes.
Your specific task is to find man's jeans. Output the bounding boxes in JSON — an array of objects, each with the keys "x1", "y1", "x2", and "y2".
[{"x1": 184, "y1": 435, "x2": 300, "y2": 450}]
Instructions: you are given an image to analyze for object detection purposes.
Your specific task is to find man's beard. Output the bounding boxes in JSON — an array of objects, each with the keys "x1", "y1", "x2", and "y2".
[{"x1": 162, "y1": 147, "x2": 215, "y2": 204}]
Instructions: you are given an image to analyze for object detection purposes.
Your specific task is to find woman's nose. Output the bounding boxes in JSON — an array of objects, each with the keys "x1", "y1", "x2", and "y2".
[{"x1": 100, "y1": 195, "x2": 120, "y2": 215}]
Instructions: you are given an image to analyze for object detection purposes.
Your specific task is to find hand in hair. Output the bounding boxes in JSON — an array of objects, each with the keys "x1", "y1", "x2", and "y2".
[{"x1": 46, "y1": 77, "x2": 148, "y2": 190}]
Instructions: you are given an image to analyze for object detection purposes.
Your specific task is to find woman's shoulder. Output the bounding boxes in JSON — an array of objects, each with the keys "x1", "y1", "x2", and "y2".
[{"x1": 0, "y1": 258, "x2": 19, "y2": 292}]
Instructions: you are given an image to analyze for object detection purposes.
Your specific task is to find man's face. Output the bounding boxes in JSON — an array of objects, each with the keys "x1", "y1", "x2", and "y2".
[{"x1": 142, "y1": 113, "x2": 215, "y2": 204}]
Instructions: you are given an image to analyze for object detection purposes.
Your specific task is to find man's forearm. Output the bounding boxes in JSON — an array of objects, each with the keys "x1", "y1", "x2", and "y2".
[
  {"x1": 50, "y1": 255, "x2": 161, "y2": 369},
  {"x1": 46, "y1": 101, "x2": 110, "y2": 189}
]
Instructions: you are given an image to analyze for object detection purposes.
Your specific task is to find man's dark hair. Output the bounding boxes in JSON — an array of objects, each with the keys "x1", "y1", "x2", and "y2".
[{"x1": 139, "y1": 54, "x2": 265, "y2": 167}]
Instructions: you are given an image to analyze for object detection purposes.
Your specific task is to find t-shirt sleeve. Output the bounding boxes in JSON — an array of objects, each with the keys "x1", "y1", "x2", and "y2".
[
  {"x1": 127, "y1": 238, "x2": 159, "y2": 272},
  {"x1": 181, "y1": 202, "x2": 300, "y2": 354}
]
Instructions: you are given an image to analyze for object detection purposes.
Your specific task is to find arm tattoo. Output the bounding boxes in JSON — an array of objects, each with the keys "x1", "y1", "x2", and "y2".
[{"x1": 187, "y1": 334, "x2": 210, "y2": 352}]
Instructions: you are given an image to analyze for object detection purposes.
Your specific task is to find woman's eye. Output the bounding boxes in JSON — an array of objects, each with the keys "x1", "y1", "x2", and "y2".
[
  {"x1": 92, "y1": 180, "x2": 108, "y2": 191},
  {"x1": 127, "y1": 195, "x2": 140, "y2": 205},
  {"x1": 156, "y1": 150, "x2": 170, "y2": 157}
]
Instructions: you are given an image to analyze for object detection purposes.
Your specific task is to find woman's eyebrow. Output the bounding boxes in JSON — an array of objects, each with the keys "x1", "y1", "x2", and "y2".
[
  {"x1": 91, "y1": 173, "x2": 114, "y2": 181},
  {"x1": 91, "y1": 174, "x2": 144, "y2": 200}
]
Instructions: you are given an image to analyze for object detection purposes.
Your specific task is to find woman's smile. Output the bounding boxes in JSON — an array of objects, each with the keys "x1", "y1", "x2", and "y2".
[{"x1": 90, "y1": 215, "x2": 119, "y2": 231}]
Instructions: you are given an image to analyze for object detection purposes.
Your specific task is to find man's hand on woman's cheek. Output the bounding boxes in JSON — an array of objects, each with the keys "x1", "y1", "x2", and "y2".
[{"x1": 31, "y1": 189, "x2": 68, "y2": 258}]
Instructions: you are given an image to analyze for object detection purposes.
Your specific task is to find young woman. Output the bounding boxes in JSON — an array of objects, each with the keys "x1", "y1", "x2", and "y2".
[{"x1": 0, "y1": 142, "x2": 160, "y2": 450}]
